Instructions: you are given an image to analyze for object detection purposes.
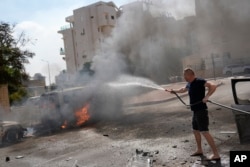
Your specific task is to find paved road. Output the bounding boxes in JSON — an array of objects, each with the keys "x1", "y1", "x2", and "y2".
[{"x1": 0, "y1": 77, "x2": 250, "y2": 167}]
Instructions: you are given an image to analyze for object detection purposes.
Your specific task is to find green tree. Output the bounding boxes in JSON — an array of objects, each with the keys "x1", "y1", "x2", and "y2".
[{"x1": 0, "y1": 22, "x2": 35, "y2": 104}]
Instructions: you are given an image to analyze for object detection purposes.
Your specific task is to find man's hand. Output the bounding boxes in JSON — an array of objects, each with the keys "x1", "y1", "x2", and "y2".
[
  {"x1": 165, "y1": 89, "x2": 175, "y2": 94},
  {"x1": 165, "y1": 87, "x2": 187, "y2": 94},
  {"x1": 202, "y1": 96, "x2": 209, "y2": 103}
]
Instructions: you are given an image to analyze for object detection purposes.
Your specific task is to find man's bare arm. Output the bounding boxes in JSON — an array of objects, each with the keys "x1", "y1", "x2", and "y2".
[
  {"x1": 203, "y1": 82, "x2": 217, "y2": 102},
  {"x1": 165, "y1": 87, "x2": 188, "y2": 93}
]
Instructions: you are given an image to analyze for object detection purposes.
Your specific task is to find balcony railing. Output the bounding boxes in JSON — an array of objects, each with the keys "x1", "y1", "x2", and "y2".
[{"x1": 60, "y1": 24, "x2": 71, "y2": 31}]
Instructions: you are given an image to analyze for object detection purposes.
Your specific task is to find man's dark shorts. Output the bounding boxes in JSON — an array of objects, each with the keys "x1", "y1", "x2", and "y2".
[{"x1": 192, "y1": 110, "x2": 209, "y2": 131}]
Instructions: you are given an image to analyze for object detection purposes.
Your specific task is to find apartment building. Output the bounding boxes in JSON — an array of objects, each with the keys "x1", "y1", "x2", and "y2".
[{"x1": 58, "y1": 1, "x2": 118, "y2": 75}]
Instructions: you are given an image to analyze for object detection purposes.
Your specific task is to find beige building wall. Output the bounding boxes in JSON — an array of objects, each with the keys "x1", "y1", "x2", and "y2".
[
  {"x1": 0, "y1": 84, "x2": 10, "y2": 112},
  {"x1": 59, "y1": 1, "x2": 118, "y2": 74},
  {"x1": 58, "y1": 27, "x2": 77, "y2": 74}
]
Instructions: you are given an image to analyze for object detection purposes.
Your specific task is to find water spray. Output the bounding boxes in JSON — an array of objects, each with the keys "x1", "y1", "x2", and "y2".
[
  {"x1": 108, "y1": 75, "x2": 249, "y2": 114},
  {"x1": 107, "y1": 75, "x2": 165, "y2": 90}
]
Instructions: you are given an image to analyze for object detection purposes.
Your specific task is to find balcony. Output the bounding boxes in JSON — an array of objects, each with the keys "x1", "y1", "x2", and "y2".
[
  {"x1": 60, "y1": 24, "x2": 71, "y2": 31},
  {"x1": 60, "y1": 48, "x2": 65, "y2": 55}
]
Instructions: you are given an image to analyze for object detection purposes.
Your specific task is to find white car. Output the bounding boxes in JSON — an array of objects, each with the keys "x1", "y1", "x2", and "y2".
[{"x1": 223, "y1": 64, "x2": 250, "y2": 76}]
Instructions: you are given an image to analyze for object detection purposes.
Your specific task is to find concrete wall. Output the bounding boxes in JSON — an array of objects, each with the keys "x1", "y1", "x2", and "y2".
[{"x1": 59, "y1": 28, "x2": 77, "y2": 74}]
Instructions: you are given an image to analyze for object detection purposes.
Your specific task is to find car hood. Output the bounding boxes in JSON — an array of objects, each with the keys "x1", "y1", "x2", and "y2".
[{"x1": 0, "y1": 121, "x2": 21, "y2": 127}]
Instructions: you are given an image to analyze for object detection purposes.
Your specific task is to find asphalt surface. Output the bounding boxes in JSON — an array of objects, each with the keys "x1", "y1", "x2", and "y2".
[{"x1": 1, "y1": 77, "x2": 250, "y2": 167}]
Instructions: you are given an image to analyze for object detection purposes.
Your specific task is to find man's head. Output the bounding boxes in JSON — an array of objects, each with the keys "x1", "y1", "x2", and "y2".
[{"x1": 183, "y1": 68, "x2": 196, "y2": 82}]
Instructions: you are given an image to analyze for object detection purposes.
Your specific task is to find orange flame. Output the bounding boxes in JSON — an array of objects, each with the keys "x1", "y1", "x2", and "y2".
[{"x1": 75, "y1": 103, "x2": 90, "y2": 126}]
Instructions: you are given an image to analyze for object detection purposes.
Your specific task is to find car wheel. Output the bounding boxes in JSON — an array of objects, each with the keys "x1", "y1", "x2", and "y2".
[
  {"x1": 226, "y1": 71, "x2": 232, "y2": 76},
  {"x1": 3, "y1": 130, "x2": 19, "y2": 143}
]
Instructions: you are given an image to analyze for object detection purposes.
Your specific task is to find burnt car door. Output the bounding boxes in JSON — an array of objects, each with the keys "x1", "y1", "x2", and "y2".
[{"x1": 231, "y1": 78, "x2": 250, "y2": 144}]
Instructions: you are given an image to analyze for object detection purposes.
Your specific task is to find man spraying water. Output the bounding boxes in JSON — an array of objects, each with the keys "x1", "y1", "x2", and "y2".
[{"x1": 166, "y1": 68, "x2": 220, "y2": 161}]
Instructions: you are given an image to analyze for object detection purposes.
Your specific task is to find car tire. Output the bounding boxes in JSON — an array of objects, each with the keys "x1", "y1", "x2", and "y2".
[{"x1": 3, "y1": 129, "x2": 19, "y2": 143}]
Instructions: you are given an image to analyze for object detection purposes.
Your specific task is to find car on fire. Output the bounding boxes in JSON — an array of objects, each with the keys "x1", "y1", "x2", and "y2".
[
  {"x1": 0, "y1": 121, "x2": 27, "y2": 144},
  {"x1": 36, "y1": 85, "x2": 123, "y2": 133}
]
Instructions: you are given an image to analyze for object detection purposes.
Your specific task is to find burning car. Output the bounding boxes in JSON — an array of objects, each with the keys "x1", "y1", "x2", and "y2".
[
  {"x1": 37, "y1": 85, "x2": 123, "y2": 133},
  {"x1": 0, "y1": 121, "x2": 27, "y2": 144}
]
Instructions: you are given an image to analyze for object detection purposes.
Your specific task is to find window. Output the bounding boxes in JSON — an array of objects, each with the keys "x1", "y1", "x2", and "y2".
[
  {"x1": 82, "y1": 55, "x2": 87, "y2": 59},
  {"x1": 90, "y1": 16, "x2": 94, "y2": 19},
  {"x1": 111, "y1": 15, "x2": 115, "y2": 20},
  {"x1": 81, "y1": 28, "x2": 85, "y2": 35},
  {"x1": 105, "y1": 13, "x2": 108, "y2": 20}
]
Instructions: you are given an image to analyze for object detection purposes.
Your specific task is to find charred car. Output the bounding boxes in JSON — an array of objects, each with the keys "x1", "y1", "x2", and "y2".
[
  {"x1": 0, "y1": 121, "x2": 27, "y2": 144},
  {"x1": 37, "y1": 85, "x2": 123, "y2": 133}
]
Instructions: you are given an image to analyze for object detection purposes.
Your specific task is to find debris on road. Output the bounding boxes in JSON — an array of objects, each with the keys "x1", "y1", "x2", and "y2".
[
  {"x1": 6, "y1": 156, "x2": 10, "y2": 162},
  {"x1": 180, "y1": 160, "x2": 187, "y2": 165},
  {"x1": 142, "y1": 152, "x2": 150, "y2": 157},
  {"x1": 72, "y1": 160, "x2": 78, "y2": 167},
  {"x1": 154, "y1": 150, "x2": 159, "y2": 154},
  {"x1": 66, "y1": 157, "x2": 73, "y2": 161},
  {"x1": 172, "y1": 145, "x2": 177, "y2": 148},
  {"x1": 136, "y1": 149, "x2": 143, "y2": 154},
  {"x1": 172, "y1": 156, "x2": 177, "y2": 160},
  {"x1": 129, "y1": 149, "x2": 160, "y2": 166},
  {"x1": 15, "y1": 155, "x2": 24, "y2": 159},
  {"x1": 182, "y1": 140, "x2": 189, "y2": 143}
]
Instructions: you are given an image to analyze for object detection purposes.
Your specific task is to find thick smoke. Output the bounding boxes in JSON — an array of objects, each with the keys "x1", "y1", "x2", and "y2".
[
  {"x1": 93, "y1": 1, "x2": 188, "y2": 83},
  {"x1": 194, "y1": 0, "x2": 250, "y2": 66},
  {"x1": 4, "y1": 0, "x2": 195, "y2": 132}
]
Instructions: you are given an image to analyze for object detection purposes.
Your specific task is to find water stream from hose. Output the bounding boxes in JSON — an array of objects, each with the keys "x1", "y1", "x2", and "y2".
[{"x1": 107, "y1": 74, "x2": 165, "y2": 90}]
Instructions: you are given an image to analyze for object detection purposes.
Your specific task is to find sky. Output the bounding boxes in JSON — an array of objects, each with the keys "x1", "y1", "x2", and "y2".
[{"x1": 0, "y1": 0, "x2": 195, "y2": 85}]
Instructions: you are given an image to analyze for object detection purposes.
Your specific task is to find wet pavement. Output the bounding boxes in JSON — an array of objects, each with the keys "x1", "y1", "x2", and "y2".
[{"x1": 1, "y1": 77, "x2": 250, "y2": 167}]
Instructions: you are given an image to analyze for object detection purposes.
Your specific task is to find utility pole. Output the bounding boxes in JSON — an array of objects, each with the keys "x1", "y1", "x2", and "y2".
[
  {"x1": 211, "y1": 54, "x2": 216, "y2": 81},
  {"x1": 41, "y1": 59, "x2": 51, "y2": 90}
]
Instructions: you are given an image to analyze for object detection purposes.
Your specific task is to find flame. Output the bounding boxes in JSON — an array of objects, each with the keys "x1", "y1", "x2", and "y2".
[
  {"x1": 61, "y1": 120, "x2": 68, "y2": 129},
  {"x1": 75, "y1": 103, "x2": 90, "y2": 126}
]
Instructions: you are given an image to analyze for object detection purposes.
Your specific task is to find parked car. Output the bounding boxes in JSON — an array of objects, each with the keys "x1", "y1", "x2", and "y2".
[{"x1": 223, "y1": 64, "x2": 250, "y2": 76}]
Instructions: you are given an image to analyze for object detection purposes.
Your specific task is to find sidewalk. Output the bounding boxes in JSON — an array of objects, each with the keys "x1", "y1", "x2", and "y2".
[{"x1": 125, "y1": 79, "x2": 224, "y2": 107}]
